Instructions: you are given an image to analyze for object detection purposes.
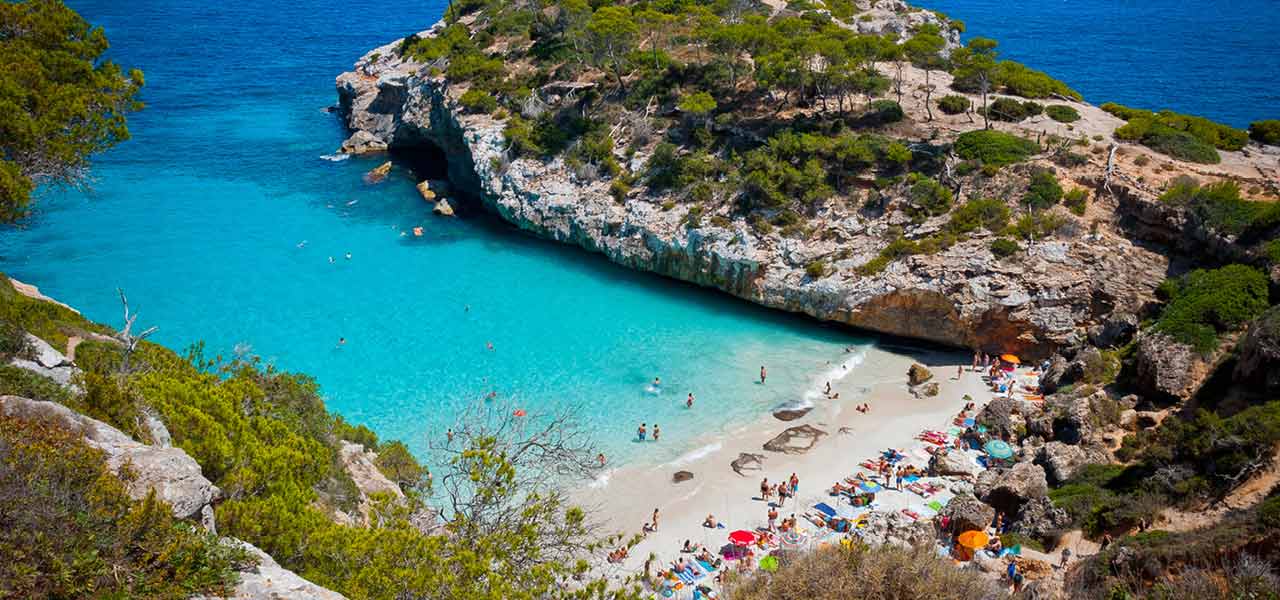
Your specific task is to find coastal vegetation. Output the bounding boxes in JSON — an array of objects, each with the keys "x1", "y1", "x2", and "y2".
[
  {"x1": 1151, "y1": 264, "x2": 1270, "y2": 353},
  {"x1": 1102, "y1": 102, "x2": 1249, "y2": 164},
  {"x1": 0, "y1": 0, "x2": 144, "y2": 221},
  {"x1": 1250, "y1": 119, "x2": 1280, "y2": 145},
  {"x1": 1158, "y1": 176, "x2": 1280, "y2": 239}
]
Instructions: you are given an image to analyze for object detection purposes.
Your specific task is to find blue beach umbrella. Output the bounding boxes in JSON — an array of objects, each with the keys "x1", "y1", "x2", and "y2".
[
  {"x1": 858, "y1": 481, "x2": 882, "y2": 494},
  {"x1": 984, "y1": 439, "x2": 1014, "y2": 459}
]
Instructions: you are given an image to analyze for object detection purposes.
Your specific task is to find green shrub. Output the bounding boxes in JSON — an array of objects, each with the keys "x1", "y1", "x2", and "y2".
[
  {"x1": 1249, "y1": 119, "x2": 1280, "y2": 145},
  {"x1": 0, "y1": 364, "x2": 72, "y2": 404},
  {"x1": 1139, "y1": 126, "x2": 1221, "y2": 164},
  {"x1": 1010, "y1": 212, "x2": 1065, "y2": 240},
  {"x1": 805, "y1": 260, "x2": 827, "y2": 279},
  {"x1": 1260, "y1": 495, "x2": 1280, "y2": 528},
  {"x1": 954, "y1": 59, "x2": 1081, "y2": 100},
  {"x1": 1265, "y1": 239, "x2": 1280, "y2": 264},
  {"x1": 1159, "y1": 178, "x2": 1280, "y2": 237},
  {"x1": 904, "y1": 174, "x2": 952, "y2": 221},
  {"x1": 609, "y1": 179, "x2": 630, "y2": 202},
  {"x1": 1100, "y1": 102, "x2": 1153, "y2": 121},
  {"x1": 0, "y1": 415, "x2": 248, "y2": 598},
  {"x1": 989, "y1": 237, "x2": 1019, "y2": 257},
  {"x1": 458, "y1": 89, "x2": 497, "y2": 113},
  {"x1": 937, "y1": 95, "x2": 970, "y2": 115},
  {"x1": 953, "y1": 129, "x2": 1038, "y2": 168},
  {"x1": 867, "y1": 99, "x2": 905, "y2": 124},
  {"x1": 1045, "y1": 104, "x2": 1080, "y2": 123},
  {"x1": 1109, "y1": 104, "x2": 1246, "y2": 162},
  {"x1": 1064, "y1": 188, "x2": 1088, "y2": 215},
  {"x1": 1154, "y1": 264, "x2": 1270, "y2": 352},
  {"x1": 983, "y1": 97, "x2": 1031, "y2": 122},
  {"x1": 1023, "y1": 170, "x2": 1063, "y2": 209},
  {"x1": 947, "y1": 198, "x2": 1009, "y2": 234}
]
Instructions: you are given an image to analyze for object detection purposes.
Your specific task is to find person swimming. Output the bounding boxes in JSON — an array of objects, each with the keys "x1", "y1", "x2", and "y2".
[
  {"x1": 336, "y1": 337, "x2": 346, "y2": 348},
  {"x1": 653, "y1": 377, "x2": 661, "y2": 387}
]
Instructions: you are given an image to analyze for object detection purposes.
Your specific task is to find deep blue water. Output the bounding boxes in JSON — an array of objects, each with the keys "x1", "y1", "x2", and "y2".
[
  {"x1": 0, "y1": 0, "x2": 869, "y2": 465},
  {"x1": 2, "y1": 1, "x2": 1276, "y2": 464},
  {"x1": 921, "y1": 0, "x2": 1280, "y2": 127}
]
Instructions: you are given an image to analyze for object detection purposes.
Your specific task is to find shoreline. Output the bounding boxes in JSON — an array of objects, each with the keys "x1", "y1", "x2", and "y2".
[{"x1": 574, "y1": 346, "x2": 990, "y2": 582}]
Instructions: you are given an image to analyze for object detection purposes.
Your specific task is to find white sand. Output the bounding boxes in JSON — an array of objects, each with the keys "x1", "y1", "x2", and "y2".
[{"x1": 575, "y1": 345, "x2": 1005, "y2": 584}]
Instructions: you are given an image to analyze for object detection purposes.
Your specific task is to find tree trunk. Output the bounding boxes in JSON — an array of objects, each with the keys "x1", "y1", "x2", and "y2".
[{"x1": 923, "y1": 69, "x2": 934, "y2": 121}]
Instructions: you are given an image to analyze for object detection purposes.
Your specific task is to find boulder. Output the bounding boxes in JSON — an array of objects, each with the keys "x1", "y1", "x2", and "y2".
[
  {"x1": 772, "y1": 405, "x2": 813, "y2": 421},
  {"x1": 339, "y1": 130, "x2": 387, "y2": 154},
  {"x1": 1038, "y1": 355, "x2": 1070, "y2": 395},
  {"x1": 195, "y1": 538, "x2": 348, "y2": 600},
  {"x1": 1044, "y1": 390, "x2": 1101, "y2": 445},
  {"x1": 1233, "y1": 306, "x2": 1280, "y2": 394},
  {"x1": 672, "y1": 470, "x2": 694, "y2": 483},
  {"x1": 1119, "y1": 409, "x2": 1139, "y2": 431},
  {"x1": 907, "y1": 363, "x2": 933, "y2": 386},
  {"x1": 1011, "y1": 496, "x2": 1071, "y2": 541},
  {"x1": 364, "y1": 160, "x2": 393, "y2": 184},
  {"x1": 858, "y1": 509, "x2": 935, "y2": 549},
  {"x1": 919, "y1": 382, "x2": 940, "y2": 397},
  {"x1": 931, "y1": 450, "x2": 980, "y2": 478},
  {"x1": 1135, "y1": 333, "x2": 1210, "y2": 401},
  {"x1": 940, "y1": 494, "x2": 995, "y2": 534},
  {"x1": 762, "y1": 424, "x2": 827, "y2": 454},
  {"x1": 1089, "y1": 312, "x2": 1139, "y2": 348},
  {"x1": 974, "y1": 462, "x2": 1048, "y2": 514},
  {"x1": 974, "y1": 396, "x2": 1020, "y2": 438},
  {"x1": 0, "y1": 396, "x2": 217, "y2": 520},
  {"x1": 415, "y1": 180, "x2": 437, "y2": 201},
  {"x1": 433, "y1": 198, "x2": 455, "y2": 217},
  {"x1": 1035, "y1": 442, "x2": 1107, "y2": 485}
]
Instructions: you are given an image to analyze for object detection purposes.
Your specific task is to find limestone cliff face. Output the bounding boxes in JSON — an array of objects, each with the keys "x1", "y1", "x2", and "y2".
[{"x1": 335, "y1": 31, "x2": 1167, "y2": 358}]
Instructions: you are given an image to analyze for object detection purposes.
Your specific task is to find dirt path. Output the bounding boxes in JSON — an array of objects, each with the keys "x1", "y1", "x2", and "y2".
[
  {"x1": 65, "y1": 336, "x2": 83, "y2": 363},
  {"x1": 1158, "y1": 443, "x2": 1280, "y2": 532}
]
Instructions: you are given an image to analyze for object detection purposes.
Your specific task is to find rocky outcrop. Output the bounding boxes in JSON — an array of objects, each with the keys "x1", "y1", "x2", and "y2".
[
  {"x1": 941, "y1": 493, "x2": 995, "y2": 533},
  {"x1": 338, "y1": 441, "x2": 404, "y2": 525},
  {"x1": 1088, "y1": 312, "x2": 1139, "y2": 349},
  {"x1": 334, "y1": 36, "x2": 1170, "y2": 359},
  {"x1": 1011, "y1": 496, "x2": 1070, "y2": 541},
  {"x1": 772, "y1": 405, "x2": 813, "y2": 421},
  {"x1": 931, "y1": 450, "x2": 981, "y2": 478},
  {"x1": 0, "y1": 395, "x2": 217, "y2": 520},
  {"x1": 9, "y1": 333, "x2": 79, "y2": 388},
  {"x1": 432, "y1": 198, "x2": 455, "y2": 216},
  {"x1": 195, "y1": 539, "x2": 348, "y2": 600},
  {"x1": 339, "y1": 130, "x2": 387, "y2": 154},
  {"x1": 1134, "y1": 333, "x2": 1216, "y2": 401},
  {"x1": 858, "y1": 509, "x2": 935, "y2": 548},
  {"x1": 364, "y1": 161, "x2": 392, "y2": 184},
  {"x1": 974, "y1": 462, "x2": 1048, "y2": 515},
  {"x1": 1035, "y1": 441, "x2": 1108, "y2": 485},
  {"x1": 672, "y1": 470, "x2": 694, "y2": 483},
  {"x1": 1234, "y1": 305, "x2": 1280, "y2": 394}
]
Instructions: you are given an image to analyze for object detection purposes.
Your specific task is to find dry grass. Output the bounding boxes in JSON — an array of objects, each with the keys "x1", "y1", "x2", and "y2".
[{"x1": 723, "y1": 544, "x2": 1006, "y2": 600}]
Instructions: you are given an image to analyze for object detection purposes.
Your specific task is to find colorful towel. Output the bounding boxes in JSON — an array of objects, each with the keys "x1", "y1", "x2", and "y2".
[{"x1": 814, "y1": 502, "x2": 837, "y2": 518}]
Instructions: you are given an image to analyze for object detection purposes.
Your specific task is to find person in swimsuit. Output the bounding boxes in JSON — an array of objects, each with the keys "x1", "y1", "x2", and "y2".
[
  {"x1": 638, "y1": 423, "x2": 647, "y2": 441},
  {"x1": 687, "y1": 392, "x2": 694, "y2": 408},
  {"x1": 760, "y1": 365, "x2": 767, "y2": 384}
]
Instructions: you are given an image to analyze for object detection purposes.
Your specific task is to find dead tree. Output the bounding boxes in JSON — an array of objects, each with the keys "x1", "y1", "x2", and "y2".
[
  {"x1": 1103, "y1": 143, "x2": 1119, "y2": 195},
  {"x1": 116, "y1": 288, "x2": 157, "y2": 373}
]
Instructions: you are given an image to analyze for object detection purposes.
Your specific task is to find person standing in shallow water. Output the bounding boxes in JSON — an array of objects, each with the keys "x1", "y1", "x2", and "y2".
[
  {"x1": 638, "y1": 423, "x2": 647, "y2": 441},
  {"x1": 653, "y1": 424, "x2": 660, "y2": 441},
  {"x1": 687, "y1": 392, "x2": 694, "y2": 409},
  {"x1": 760, "y1": 365, "x2": 767, "y2": 384}
]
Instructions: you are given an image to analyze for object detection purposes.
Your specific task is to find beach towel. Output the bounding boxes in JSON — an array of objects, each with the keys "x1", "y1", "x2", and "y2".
[
  {"x1": 904, "y1": 475, "x2": 921, "y2": 483},
  {"x1": 697, "y1": 560, "x2": 718, "y2": 573},
  {"x1": 814, "y1": 502, "x2": 837, "y2": 518},
  {"x1": 927, "y1": 500, "x2": 944, "y2": 512}
]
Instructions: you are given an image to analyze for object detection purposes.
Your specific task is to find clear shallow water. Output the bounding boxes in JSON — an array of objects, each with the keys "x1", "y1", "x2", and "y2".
[
  {"x1": 920, "y1": 0, "x2": 1280, "y2": 128},
  {"x1": 1, "y1": 0, "x2": 868, "y2": 465}
]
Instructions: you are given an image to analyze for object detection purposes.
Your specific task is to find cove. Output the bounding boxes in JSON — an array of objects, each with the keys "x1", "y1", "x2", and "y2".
[{"x1": 0, "y1": 0, "x2": 871, "y2": 465}]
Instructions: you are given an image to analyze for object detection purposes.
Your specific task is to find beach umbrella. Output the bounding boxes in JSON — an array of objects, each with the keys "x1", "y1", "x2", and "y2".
[
  {"x1": 758, "y1": 555, "x2": 779, "y2": 572},
  {"x1": 858, "y1": 481, "x2": 882, "y2": 494},
  {"x1": 728, "y1": 530, "x2": 756, "y2": 546},
  {"x1": 1001, "y1": 354, "x2": 1021, "y2": 364},
  {"x1": 957, "y1": 530, "x2": 989, "y2": 549},
  {"x1": 780, "y1": 530, "x2": 804, "y2": 548},
  {"x1": 984, "y1": 440, "x2": 1014, "y2": 459}
]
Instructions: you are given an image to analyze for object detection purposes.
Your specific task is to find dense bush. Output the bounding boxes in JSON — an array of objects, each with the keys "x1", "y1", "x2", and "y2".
[
  {"x1": 1159, "y1": 177, "x2": 1280, "y2": 238},
  {"x1": 1108, "y1": 103, "x2": 1246, "y2": 163},
  {"x1": 458, "y1": 89, "x2": 497, "y2": 113},
  {"x1": 937, "y1": 94, "x2": 970, "y2": 115},
  {"x1": 1063, "y1": 187, "x2": 1088, "y2": 215},
  {"x1": 953, "y1": 129, "x2": 1038, "y2": 168},
  {"x1": 804, "y1": 260, "x2": 826, "y2": 279},
  {"x1": 982, "y1": 97, "x2": 1038, "y2": 122},
  {"x1": 1049, "y1": 464, "x2": 1159, "y2": 536},
  {"x1": 1153, "y1": 264, "x2": 1270, "y2": 352},
  {"x1": 1009, "y1": 211, "x2": 1065, "y2": 240},
  {"x1": 0, "y1": 414, "x2": 248, "y2": 598},
  {"x1": 1022, "y1": 169, "x2": 1063, "y2": 209},
  {"x1": 904, "y1": 174, "x2": 952, "y2": 221},
  {"x1": 1250, "y1": 119, "x2": 1280, "y2": 145},
  {"x1": 866, "y1": 99, "x2": 905, "y2": 124},
  {"x1": 1139, "y1": 127, "x2": 1222, "y2": 164},
  {"x1": 989, "y1": 237, "x2": 1019, "y2": 257},
  {"x1": 947, "y1": 197, "x2": 1009, "y2": 234},
  {"x1": 953, "y1": 59, "x2": 1081, "y2": 100},
  {"x1": 1045, "y1": 104, "x2": 1080, "y2": 123}
]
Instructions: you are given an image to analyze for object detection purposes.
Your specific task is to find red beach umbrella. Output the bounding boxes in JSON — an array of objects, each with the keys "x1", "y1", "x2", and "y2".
[{"x1": 728, "y1": 530, "x2": 756, "y2": 546}]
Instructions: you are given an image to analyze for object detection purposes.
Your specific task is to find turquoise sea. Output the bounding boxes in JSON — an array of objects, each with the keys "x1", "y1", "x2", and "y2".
[{"x1": 2, "y1": 0, "x2": 1275, "y2": 464}]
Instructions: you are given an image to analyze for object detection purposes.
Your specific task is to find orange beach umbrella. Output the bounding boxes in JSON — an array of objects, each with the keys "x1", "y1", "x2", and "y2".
[
  {"x1": 957, "y1": 530, "x2": 989, "y2": 549},
  {"x1": 1000, "y1": 354, "x2": 1021, "y2": 364}
]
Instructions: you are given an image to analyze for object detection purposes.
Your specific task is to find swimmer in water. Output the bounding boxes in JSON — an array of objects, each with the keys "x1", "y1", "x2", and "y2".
[
  {"x1": 344, "y1": 252, "x2": 352, "y2": 260},
  {"x1": 328, "y1": 256, "x2": 335, "y2": 264},
  {"x1": 486, "y1": 391, "x2": 497, "y2": 400},
  {"x1": 653, "y1": 377, "x2": 661, "y2": 387},
  {"x1": 486, "y1": 341, "x2": 494, "y2": 351},
  {"x1": 760, "y1": 365, "x2": 767, "y2": 384},
  {"x1": 687, "y1": 392, "x2": 694, "y2": 409},
  {"x1": 336, "y1": 337, "x2": 346, "y2": 348},
  {"x1": 597, "y1": 453, "x2": 607, "y2": 467},
  {"x1": 296, "y1": 240, "x2": 307, "y2": 248}
]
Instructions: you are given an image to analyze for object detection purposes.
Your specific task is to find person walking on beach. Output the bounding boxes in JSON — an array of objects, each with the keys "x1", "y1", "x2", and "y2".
[
  {"x1": 651, "y1": 508, "x2": 660, "y2": 532},
  {"x1": 653, "y1": 424, "x2": 660, "y2": 442},
  {"x1": 638, "y1": 423, "x2": 647, "y2": 441},
  {"x1": 956, "y1": 365, "x2": 963, "y2": 380},
  {"x1": 972, "y1": 350, "x2": 979, "y2": 372},
  {"x1": 789, "y1": 473, "x2": 799, "y2": 495},
  {"x1": 759, "y1": 365, "x2": 767, "y2": 384},
  {"x1": 895, "y1": 467, "x2": 904, "y2": 490},
  {"x1": 687, "y1": 392, "x2": 694, "y2": 409},
  {"x1": 767, "y1": 506, "x2": 778, "y2": 531},
  {"x1": 760, "y1": 478, "x2": 771, "y2": 501}
]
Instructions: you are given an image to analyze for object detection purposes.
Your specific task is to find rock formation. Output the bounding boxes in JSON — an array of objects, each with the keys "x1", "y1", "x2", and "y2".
[
  {"x1": 0, "y1": 395, "x2": 217, "y2": 520},
  {"x1": 338, "y1": 441, "x2": 405, "y2": 525},
  {"x1": 1233, "y1": 305, "x2": 1280, "y2": 394},
  {"x1": 907, "y1": 363, "x2": 933, "y2": 386},
  {"x1": 730, "y1": 452, "x2": 766, "y2": 475},
  {"x1": 672, "y1": 470, "x2": 694, "y2": 483},
  {"x1": 195, "y1": 539, "x2": 348, "y2": 600},
  {"x1": 940, "y1": 493, "x2": 995, "y2": 533},
  {"x1": 334, "y1": 37, "x2": 1170, "y2": 359},
  {"x1": 9, "y1": 333, "x2": 79, "y2": 388},
  {"x1": 762, "y1": 424, "x2": 827, "y2": 454},
  {"x1": 974, "y1": 462, "x2": 1048, "y2": 515}
]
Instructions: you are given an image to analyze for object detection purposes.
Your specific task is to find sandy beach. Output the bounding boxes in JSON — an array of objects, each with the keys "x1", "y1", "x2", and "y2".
[{"x1": 575, "y1": 344, "x2": 1001, "y2": 586}]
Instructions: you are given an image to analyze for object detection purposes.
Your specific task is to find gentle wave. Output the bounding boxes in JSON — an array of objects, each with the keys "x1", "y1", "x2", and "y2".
[
  {"x1": 667, "y1": 441, "x2": 723, "y2": 468},
  {"x1": 319, "y1": 153, "x2": 351, "y2": 162},
  {"x1": 772, "y1": 347, "x2": 868, "y2": 414}
]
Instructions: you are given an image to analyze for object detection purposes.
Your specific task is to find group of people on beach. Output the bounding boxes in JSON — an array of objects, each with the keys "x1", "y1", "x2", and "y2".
[
  {"x1": 758, "y1": 473, "x2": 800, "y2": 507},
  {"x1": 636, "y1": 423, "x2": 660, "y2": 442}
]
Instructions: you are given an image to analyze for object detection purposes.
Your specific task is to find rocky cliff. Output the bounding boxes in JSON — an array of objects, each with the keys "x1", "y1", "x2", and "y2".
[{"x1": 335, "y1": 27, "x2": 1170, "y2": 359}]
